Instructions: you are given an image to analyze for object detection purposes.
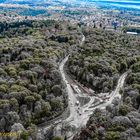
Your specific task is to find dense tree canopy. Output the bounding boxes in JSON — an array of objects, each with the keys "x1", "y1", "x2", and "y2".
[
  {"x1": 67, "y1": 28, "x2": 140, "y2": 93},
  {"x1": 72, "y1": 28, "x2": 140, "y2": 140},
  {"x1": 0, "y1": 20, "x2": 82, "y2": 139}
]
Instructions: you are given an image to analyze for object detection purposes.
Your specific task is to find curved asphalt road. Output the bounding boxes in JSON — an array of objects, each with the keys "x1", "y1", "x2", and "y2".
[
  {"x1": 58, "y1": 55, "x2": 128, "y2": 139},
  {"x1": 38, "y1": 35, "x2": 128, "y2": 140}
]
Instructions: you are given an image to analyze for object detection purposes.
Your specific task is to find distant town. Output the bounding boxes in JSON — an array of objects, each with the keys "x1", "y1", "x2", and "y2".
[{"x1": 0, "y1": 0, "x2": 140, "y2": 33}]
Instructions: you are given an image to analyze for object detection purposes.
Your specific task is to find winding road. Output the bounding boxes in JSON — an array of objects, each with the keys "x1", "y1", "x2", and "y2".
[
  {"x1": 56, "y1": 55, "x2": 128, "y2": 139},
  {"x1": 37, "y1": 35, "x2": 128, "y2": 140}
]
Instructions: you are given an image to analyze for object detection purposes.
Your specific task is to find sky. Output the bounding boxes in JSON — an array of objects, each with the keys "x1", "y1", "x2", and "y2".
[{"x1": 96, "y1": 0, "x2": 140, "y2": 9}]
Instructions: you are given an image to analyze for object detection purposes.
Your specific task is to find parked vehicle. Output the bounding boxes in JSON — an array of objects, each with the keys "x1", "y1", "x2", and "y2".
[
  {"x1": 71, "y1": 84, "x2": 81, "y2": 94},
  {"x1": 75, "y1": 101, "x2": 80, "y2": 106}
]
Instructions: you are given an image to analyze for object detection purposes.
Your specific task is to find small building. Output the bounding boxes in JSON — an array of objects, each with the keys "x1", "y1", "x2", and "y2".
[{"x1": 126, "y1": 31, "x2": 138, "y2": 35}]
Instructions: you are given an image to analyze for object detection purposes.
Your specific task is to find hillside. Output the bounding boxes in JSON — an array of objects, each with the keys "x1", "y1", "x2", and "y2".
[
  {"x1": 70, "y1": 28, "x2": 140, "y2": 140},
  {"x1": 67, "y1": 28, "x2": 140, "y2": 93},
  {"x1": 0, "y1": 20, "x2": 81, "y2": 140}
]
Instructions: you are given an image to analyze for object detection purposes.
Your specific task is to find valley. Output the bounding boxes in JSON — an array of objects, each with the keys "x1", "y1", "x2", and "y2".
[{"x1": 0, "y1": 1, "x2": 140, "y2": 140}]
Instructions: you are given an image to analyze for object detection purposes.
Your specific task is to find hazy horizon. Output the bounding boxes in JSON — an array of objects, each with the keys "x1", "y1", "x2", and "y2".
[{"x1": 0, "y1": 0, "x2": 140, "y2": 10}]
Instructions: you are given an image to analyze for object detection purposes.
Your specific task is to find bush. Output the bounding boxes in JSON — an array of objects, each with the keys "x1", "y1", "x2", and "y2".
[
  {"x1": 52, "y1": 85, "x2": 62, "y2": 96},
  {"x1": 132, "y1": 84, "x2": 140, "y2": 92},
  {"x1": 0, "y1": 68, "x2": 7, "y2": 76},
  {"x1": 24, "y1": 96, "x2": 35, "y2": 103},
  {"x1": 0, "y1": 100, "x2": 9, "y2": 106},
  {"x1": 10, "y1": 84, "x2": 26, "y2": 92},
  {"x1": 0, "y1": 100, "x2": 10, "y2": 109},
  {"x1": 50, "y1": 98, "x2": 64, "y2": 111},
  {"x1": 20, "y1": 130, "x2": 29, "y2": 140},
  {"x1": 9, "y1": 69, "x2": 17, "y2": 77},
  {"x1": 105, "y1": 131, "x2": 120, "y2": 140},
  {"x1": 0, "y1": 84, "x2": 8, "y2": 93},
  {"x1": 131, "y1": 62, "x2": 140, "y2": 73},
  {"x1": 10, "y1": 98, "x2": 19, "y2": 112},
  {"x1": 20, "y1": 59, "x2": 30, "y2": 70},
  {"x1": 118, "y1": 105, "x2": 129, "y2": 116},
  {"x1": 6, "y1": 66, "x2": 17, "y2": 77}
]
